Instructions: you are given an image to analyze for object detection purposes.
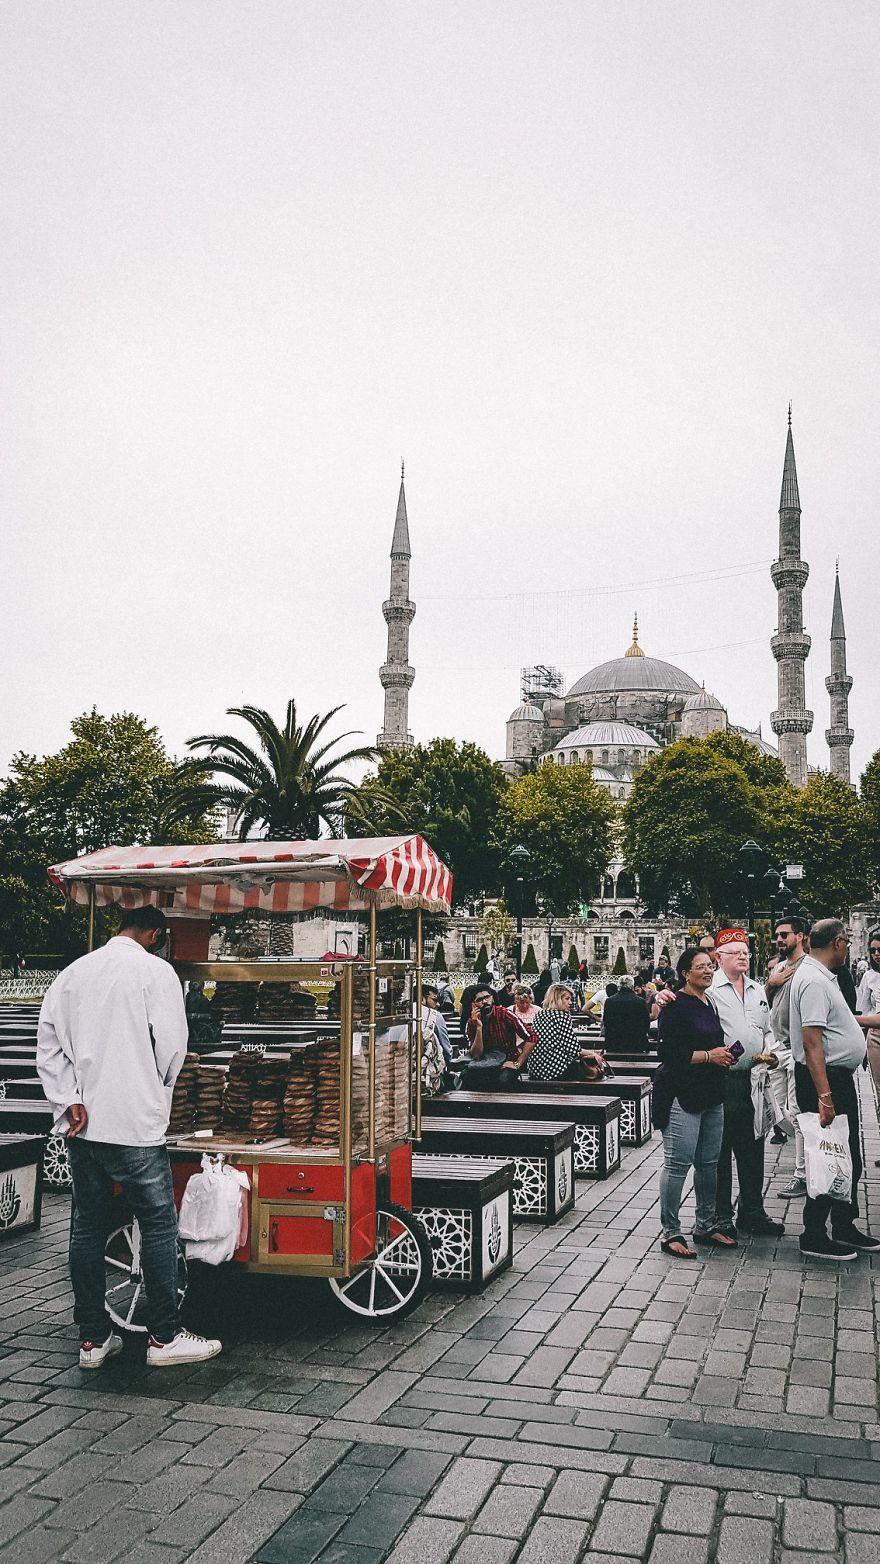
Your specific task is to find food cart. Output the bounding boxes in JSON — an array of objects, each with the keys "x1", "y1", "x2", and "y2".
[{"x1": 48, "y1": 836, "x2": 453, "y2": 1326}]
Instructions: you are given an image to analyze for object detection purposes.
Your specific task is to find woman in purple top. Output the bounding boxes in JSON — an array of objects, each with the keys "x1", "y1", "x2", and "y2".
[{"x1": 656, "y1": 948, "x2": 736, "y2": 1259}]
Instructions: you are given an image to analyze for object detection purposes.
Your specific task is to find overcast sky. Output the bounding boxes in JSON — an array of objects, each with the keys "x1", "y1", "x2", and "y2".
[{"x1": 2, "y1": 2, "x2": 877, "y2": 786}]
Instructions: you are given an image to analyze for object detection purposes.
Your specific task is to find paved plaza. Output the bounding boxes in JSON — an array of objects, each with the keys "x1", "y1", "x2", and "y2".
[{"x1": 3, "y1": 1088, "x2": 880, "y2": 1564}]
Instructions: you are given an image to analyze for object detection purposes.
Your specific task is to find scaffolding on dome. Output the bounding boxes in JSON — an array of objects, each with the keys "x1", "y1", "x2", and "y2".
[{"x1": 521, "y1": 665, "x2": 564, "y2": 703}]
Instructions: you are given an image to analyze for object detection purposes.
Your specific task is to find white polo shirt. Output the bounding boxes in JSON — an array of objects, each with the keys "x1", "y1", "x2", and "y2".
[{"x1": 37, "y1": 936, "x2": 188, "y2": 1145}]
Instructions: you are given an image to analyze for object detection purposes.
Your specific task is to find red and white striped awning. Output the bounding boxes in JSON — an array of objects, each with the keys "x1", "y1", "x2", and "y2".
[{"x1": 48, "y1": 837, "x2": 453, "y2": 917}]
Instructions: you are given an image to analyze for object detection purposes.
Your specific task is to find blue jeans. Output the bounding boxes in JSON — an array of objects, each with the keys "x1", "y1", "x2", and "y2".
[
  {"x1": 659, "y1": 1101, "x2": 724, "y2": 1239},
  {"x1": 68, "y1": 1140, "x2": 180, "y2": 1344}
]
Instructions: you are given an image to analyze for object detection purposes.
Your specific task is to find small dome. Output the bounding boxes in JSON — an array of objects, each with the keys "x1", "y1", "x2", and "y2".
[
  {"x1": 507, "y1": 701, "x2": 543, "y2": 723},
  {"x1": 553, "y1": 721, "x2": 660, "y2": 750},
  {"x1": 683, "y1": 685, "x2": 725, "y2": 714}
]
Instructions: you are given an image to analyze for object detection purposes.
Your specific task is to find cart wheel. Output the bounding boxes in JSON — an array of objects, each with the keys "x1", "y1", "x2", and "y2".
[
  {"x1": 44, "y1": 1135, "x2": 73, "y2": 1189},
  {"x1": 104, "y1": 1220, "x2": 188, "y2": 1334},
  {"x1": 329, "y1": 1202, "x2": 432, "y2": 1321}
]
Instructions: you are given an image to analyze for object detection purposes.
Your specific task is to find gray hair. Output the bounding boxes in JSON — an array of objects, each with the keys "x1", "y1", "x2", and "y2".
[
  {"x1": 618, "y1": 975, "x2": 635, "y2": 990},
  {"x1": 809, "y1": 917, "x2": 847, "y2": 951}
]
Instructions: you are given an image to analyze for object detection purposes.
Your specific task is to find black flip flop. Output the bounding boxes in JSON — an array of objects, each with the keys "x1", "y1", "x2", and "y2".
[
  {"x1": 660, "y1": 1235, "x2": 697, "y2": 1259},
  {"x1": 693, "y1": 1229, "x2": 739, "y2": 1248}
]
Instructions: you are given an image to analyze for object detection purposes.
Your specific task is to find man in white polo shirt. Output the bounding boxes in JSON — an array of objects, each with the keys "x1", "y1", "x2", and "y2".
[
  {"x1": 790, "y1": 917, "x2": 880, "y2": 1261},
  {"x1": 38, "y1": 907, "x2": 223, "y2": 1368}
]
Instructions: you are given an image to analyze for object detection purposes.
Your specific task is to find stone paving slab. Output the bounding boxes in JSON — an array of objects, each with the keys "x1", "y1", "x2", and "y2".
[{"x1": 1, "y1": 1067, "x2": 880, "y2": 1561}]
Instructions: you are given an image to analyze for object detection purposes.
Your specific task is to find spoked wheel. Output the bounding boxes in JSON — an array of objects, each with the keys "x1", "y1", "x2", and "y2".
[
  {"x1": 329, "y1": 1202, "x2": 432, "y2": 1321},
  {"x1": 104, "y1": 1219, "x2": 188, "y2": 1334}
]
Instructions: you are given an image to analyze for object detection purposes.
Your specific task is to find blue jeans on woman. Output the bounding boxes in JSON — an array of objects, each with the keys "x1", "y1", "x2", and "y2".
[
  {"x1": 659, "y1": 1100, "x2": 724, "y2": 1239},
  {"x1": 68, "y1": 1140, "x2": 180, "y2": 1344}
]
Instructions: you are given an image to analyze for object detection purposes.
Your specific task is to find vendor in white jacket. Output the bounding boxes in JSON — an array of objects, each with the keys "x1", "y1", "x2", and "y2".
[
  {"x1": 709, "y1": 929, "x2": 784, "y2": 1239},
  {"x1": 37, "y1": 906, "x2": 221, "y2": 1370}
]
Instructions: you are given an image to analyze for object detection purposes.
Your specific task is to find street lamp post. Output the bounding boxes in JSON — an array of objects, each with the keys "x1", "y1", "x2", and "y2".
[{"x1": 509, "y1": 845, "x2": 531, "y2": 980}]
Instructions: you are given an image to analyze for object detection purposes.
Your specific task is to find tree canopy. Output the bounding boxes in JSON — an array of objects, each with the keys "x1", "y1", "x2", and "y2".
[
  {"x1": 495, "y1": 761, "x2": 616, "y2": 915},
  {"x1": 623, "y1": 737, "x2": 771, "y2": 916},
  {"x1": 0, "y1": 710, "x2": 217, "y2": 957},
  {"x1": 775, "y1": 771, "x2": 873, "y2": 917},
  {"x1": 350, "y1": 738, "x2": 509, "y2": 905},
  {"x1": 187, "y1": 700, "x2": 383, "y2": 839},
  {"x1": 861, "y1": 748, "x2": 880, "y2": 889}
]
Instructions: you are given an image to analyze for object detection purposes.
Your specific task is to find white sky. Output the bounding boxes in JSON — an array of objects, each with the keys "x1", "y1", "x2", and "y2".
[{"x1": 1, "y1": 2, "x2": 877, "y2": 782}]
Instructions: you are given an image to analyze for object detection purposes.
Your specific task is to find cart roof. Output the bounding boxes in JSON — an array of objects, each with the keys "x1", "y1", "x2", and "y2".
[{"x1": 48, "y1": 836, "x2": 452, "y2": 916}]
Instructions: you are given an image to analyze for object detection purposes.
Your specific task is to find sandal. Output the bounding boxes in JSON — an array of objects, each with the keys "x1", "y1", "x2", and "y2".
[
  {"x1": 660, "y1": 1235, "x2": 697, "y2": 1259},
  {"x1": 693, "y1": 1228, "x2": 738, "y2": 1248}
]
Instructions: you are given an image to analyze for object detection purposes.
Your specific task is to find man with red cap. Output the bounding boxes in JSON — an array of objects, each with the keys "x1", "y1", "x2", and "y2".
[{"x1": 710, "y1": 928, "x2": 784, "y2": 1238}]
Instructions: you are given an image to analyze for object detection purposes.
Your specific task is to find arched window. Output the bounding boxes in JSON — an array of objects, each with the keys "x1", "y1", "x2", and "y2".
[
  {"x1": 570, "y1": 751, "x2": 578, "y2": 765},
  {"x1": 616, "y1": 872, "x2": 636, "y2": 899},
  {"x1": 601, "y1": 749, "x2": 609, "y2": 764},
  {"x1": 602, "y1": 875, "x2": 615, "y2": 900},
  {"x1": 617, "y1": 749, "x2": 626, "y2": 766}
]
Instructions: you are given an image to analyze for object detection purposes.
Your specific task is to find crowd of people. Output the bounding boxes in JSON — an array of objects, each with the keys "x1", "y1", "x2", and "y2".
[
  {"x1": 433, "y1": 921, "x2": 880, "y2": 1269},
  {"x1": 655, "y1": 919, "x2": 880, "y2": 1265}
]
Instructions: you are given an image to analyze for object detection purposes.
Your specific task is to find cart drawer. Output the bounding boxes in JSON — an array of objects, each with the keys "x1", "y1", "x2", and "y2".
[
  {"x1": 258, "y1": 1164, "x2": 345, "y2": 1202},
  {"x1": 257, "y1": 1200, "x2": 346, "y2": 1269}
]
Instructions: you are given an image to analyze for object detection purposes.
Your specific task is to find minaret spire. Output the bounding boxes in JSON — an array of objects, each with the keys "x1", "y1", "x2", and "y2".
[
  {"x1": 770, "y1": 409, "x2": 813, "y2": 786},
  {"x1": 826, "y1": 567, "x2": 853, "y2": 781},
  {"x1": 378, "y1": 466, "x2": 415, "y2": 750}
]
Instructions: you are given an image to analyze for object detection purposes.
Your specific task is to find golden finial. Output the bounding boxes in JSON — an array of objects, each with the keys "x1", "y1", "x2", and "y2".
[{"x1": 625, "y1": 612, "x2": 644, "y2": 658}]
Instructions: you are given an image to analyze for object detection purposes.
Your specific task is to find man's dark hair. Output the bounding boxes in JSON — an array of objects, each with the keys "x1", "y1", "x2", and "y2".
[
  {"x1": 503, "y1": 969, "x2": 516, "y2": 980},
  {"x1": 477, "y1": 970, "x2": 492, "y2": 985},
  {"x1": 422, "y1": 983, "x2": 439, "y2": 999},
  {"x1": 474, "y1": 986, "x2": 495, "y2": 1002},
  {"x1": 808, "y1": 917, "x2": 846, "y2": 951},
  {"x1": 606, "y1": 982, "x2": 618, "y2": 996},
  {"x1": 118, "y1": 906, "x2": 168, "y2": 935},
  {"x1": 775, "y1": 915, "x2": 810, "y2": 938}
]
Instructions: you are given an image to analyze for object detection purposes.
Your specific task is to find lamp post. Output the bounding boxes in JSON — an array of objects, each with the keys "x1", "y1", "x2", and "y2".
[
  {"x1": 509, "y1": 845, "x2": 531, "y2": 979},
  {"x1": 738, "y1": 839, "x2": 764, "y2": 972}
]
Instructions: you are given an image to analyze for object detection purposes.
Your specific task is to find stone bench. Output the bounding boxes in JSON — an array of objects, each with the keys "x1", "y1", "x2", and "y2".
[
  {"x1": 0, "y1": 1102, "x2": 69, "y2": 1190},
  {"x1": 416, "y1": 1117, "x2": 576, "y2": 1224},
  {"x1": 411, "y1": 1155, "x2": 514, "y2": 1292},
  {"x1": 424, "y1": 1091, "x2": 621, "y2": 1179}
]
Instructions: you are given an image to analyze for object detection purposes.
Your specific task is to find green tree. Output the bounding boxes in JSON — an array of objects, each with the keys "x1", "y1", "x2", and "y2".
[
  {"x1": 567, "y1": 943, "x2": 580, "y2": 972},
  {"x1": 612, "y1": 946, "x2": 628, "y2": 975},
  {"x1": 496, "y1": 762, "x2": 615, "y2": 915},
  {"x1": 522, "y1": 942, "x2": 539, "y2": 975},
  {"x1": 187, "y1": 700, "x2": 382, "y2": 838},
  {"x1": 861, "y1": 749, "x2": 880, "y2": 885},
  {"x1": 775, "y1": 772, "x2": 872, "y2": 916},
  {"x1": 475, "y1": 943, "x2": 490, "y2": 973},
  {"x1": 351, "y1": 739, "x2": 508, "y2": 904},
  {"x1": 433, "y1": 940, "x2": 447, "y2": 972},
  {"x1": 479, "y1": 902, "x2": 514, "y2": 962},
  {"x1": 623, "y1": 738, "x2": 764, "y2": 916},
  {"x1": 0, "y1": 710, "x2": 217, "y2": 958}
]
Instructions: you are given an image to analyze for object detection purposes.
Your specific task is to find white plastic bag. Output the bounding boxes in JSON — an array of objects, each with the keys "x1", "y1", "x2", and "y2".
[
  {"x1": 178, "y1": 1154, "x2": 250, "y2": 1264},
  {"x1": 798, "y1": 1112, "x2": 853, "y2": 1203},
  {"x1": 750, "y1": 1067, "x2": 774, "y2": 1139}
]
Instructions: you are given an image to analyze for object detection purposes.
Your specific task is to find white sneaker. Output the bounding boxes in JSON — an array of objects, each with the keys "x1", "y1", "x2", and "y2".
[
  {"x1": 146, "y1": 1329, "x2": 222, "y2": 1367},
  {"x1": 79, "y1": 1333, "x2": 123, "y2": 1370}
]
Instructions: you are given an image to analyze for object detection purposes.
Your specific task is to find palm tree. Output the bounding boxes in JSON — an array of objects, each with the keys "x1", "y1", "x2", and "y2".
[{"x1": 184, "y1": 700, "x2": 395, "y2": 840}]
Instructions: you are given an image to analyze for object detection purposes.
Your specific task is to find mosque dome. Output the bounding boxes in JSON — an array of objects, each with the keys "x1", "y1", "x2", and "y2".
[
  {"x1": 683, "y1": 686, "x2": 725, "y2": 714},
  {"x1": 566, "y1": 616, "x2": 700, "y2": 700},
  {"x1": 553, "y1": 721, "x2": 659, "y2": 751},
  {"x1": 507, "y1": 701, "x2": 543, "y2": 723}
]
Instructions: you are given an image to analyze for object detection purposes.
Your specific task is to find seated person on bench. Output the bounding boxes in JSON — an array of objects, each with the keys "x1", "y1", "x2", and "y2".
[
  {"x1": 463, "y1": 986, "x2": 535, "y2": 1091},
  {"x1": 528, "y1": 984, "x2": 607, "y2": 1082}
]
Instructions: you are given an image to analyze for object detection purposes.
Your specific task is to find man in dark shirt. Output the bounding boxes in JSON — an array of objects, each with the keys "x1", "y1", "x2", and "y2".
[
  {"x1": 459, "y1": 971, "x2": 493, "y2": 1032},
  {"x1": 603, "y1": 975, "x2": 651, "y2": 1052},
  {"x1": 494, "y1": 970, "x2": 518, "y2": 1007},
  {"x1": 463, "y1": 986, "x2": 535, "y2": 1091}
]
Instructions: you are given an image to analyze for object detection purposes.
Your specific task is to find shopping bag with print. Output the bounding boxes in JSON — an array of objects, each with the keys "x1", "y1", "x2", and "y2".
[{"x1": 797, "y1": 1112, "x2": 852, "y2": 1203}]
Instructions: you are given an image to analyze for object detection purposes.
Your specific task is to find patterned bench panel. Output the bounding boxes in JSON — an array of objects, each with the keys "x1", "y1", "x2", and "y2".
[{"x1": 412, "y1": 1155, "x2": 515, "y2": 1292}]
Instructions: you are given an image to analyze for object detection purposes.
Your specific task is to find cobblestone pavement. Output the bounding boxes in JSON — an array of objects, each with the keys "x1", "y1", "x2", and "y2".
[{"x1": 3, "y1": 1076, "x2": 880, "y2": 1564}]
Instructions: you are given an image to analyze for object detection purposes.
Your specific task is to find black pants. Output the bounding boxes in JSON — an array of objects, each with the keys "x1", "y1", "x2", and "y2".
[
  {"x1": 794, "y1": 1062, "x2": 861, "y2": 1238},
  {"x1": 715, "y1": 1072, "x2": 767, "y2": 1224},
  {"x1": 461, "y1": 1050, "x2": 521, "y2": 1091}
]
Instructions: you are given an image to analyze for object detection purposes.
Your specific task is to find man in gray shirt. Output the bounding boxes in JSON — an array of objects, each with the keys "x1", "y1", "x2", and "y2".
[{"x1": 790, "y1": 917, "x2": 880, "y2": 1261}]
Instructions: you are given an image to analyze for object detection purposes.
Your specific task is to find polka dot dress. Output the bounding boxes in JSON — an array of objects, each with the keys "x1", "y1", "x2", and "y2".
[{"x1": 529, "y1": 1011, "x2": 580, "y2": 1081}]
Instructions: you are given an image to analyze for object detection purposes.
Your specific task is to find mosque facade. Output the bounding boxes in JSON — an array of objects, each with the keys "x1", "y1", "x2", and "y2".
[{"x1": 501, "y1": 415, "x2": 853, "y2": 792}]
